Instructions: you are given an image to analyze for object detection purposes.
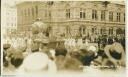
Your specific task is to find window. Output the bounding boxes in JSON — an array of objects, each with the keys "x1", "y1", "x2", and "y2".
[
  {"x1": 32, "y1": 7, "x2": 35, "y2": 19},
  {"x1": 92, "y1": 27, "x2": 97, "y2": 34},
  {"x1": 117, "y1": 12, "x2": 121, "y2": 22},
  {"x1": 109, "y1": 28, "x2": 113, "y2": 35},
  {"x1": 45, "y1": 10, "x2": 47, "y2": 17},
  {"x1": 35, "y1": 5, "x2": 38, "y2": 18},
  {"x1": 66, "y1": 9, "x2": 70, "y2": 18},
  {"x1": 22, "y1": 11, "x2": 24, "y2": 24},
  {"x1": 109, "y1": 11, "x2": 113, "y2": 21},
  {"x1": 83, "y1": 28, "x2": 86, "y2": 34},
  {"x1": 101, "y1": 10, "x2": 106, "y2": 21},
  {"x1": 47, "y1": 1, "x2": 54, "y2": 5},
  {"x1": 28, "y1": 9, "x2": 30, "y2": 19},
  {"x1": 66, "y1": 26, "x2": 70, "y2": 34},
  {"x1": 45, "y1": 10, "x2": 51, "y2": 18},
  {"x1": 92, "y1": 10, "x2": 97, "y2": 20},
  {"x1": 92, "y1": 28, "x2": 95, "y2": 34},
  {"x1": 101, "y1": 28, "x2": 106, "y2": 35},
  {"x1": 79, "y1": 26, "x2": 86, "y2": 35},
  {"x1": 80, "y1": 8, "x2": 86, "y2": 18},
  {"x1": 124, "y1": 13, "x2": 125, "y2": 22},
  {"x1": 49, "y1": 11, "x2": 51, "y2": 18},
  {"x1": 24, "y1": 10, "x2": 27, "y2": 20}
]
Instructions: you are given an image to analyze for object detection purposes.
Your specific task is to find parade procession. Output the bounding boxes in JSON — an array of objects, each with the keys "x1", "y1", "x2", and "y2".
[{"x1": 2, "y1": 1, "x2": 126, "y2": 75}]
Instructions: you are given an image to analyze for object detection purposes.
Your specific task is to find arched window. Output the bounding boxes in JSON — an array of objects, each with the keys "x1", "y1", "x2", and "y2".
[
  {"x1": 109, "y1": 28, "x2": 113, "y2": 35},
  {"x1": 92, "y1": 10, "x2": 97, "y2": 20},
  {"x1": 92, "y1": 27, "x2": 97, "y2": 34},
  {"x1": 117, "y1": 12, "x2": 121, "y2": 22},
  {"x1": 79, "y1": 26, "x2": 86, "y2": 36},
  {"x1": 66, "y1": 26, "x2": 71, "y2": 35},
  {"x1": 101, "y1": 27, "x2": 106, "y2": 35},
  {"x1": 80, "y1": 8, "x2": 86, "y2": 18},
  {"x1": 109, "y1": 11, "x2": 113, "y2": 21},
  {"x1": 66, "y1": 9, "x2": 70, "y2": 18},
  {"x1": 101, "y1": 10, "x2": 106, "y2": 21}
]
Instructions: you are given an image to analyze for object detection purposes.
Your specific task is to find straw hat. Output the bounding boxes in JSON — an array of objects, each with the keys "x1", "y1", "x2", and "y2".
[
  {"x1": 110, "y1": 42, "x2": 124, "y2": 53},
  {"x1": 22, "y1": 52, "x2": 49, "y2": 72}
]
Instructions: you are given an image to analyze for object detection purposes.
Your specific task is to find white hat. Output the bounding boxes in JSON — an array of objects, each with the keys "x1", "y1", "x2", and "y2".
[
  {"x1": 88, "y1": 45, "x2": 97, "y2": 52},
  {"x1": 23, "y1": 52, "x2": 49, "y2": 72}
]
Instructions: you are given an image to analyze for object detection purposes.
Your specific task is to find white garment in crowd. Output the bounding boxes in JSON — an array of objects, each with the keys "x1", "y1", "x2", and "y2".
[{"x1": 16, "y1": 52, "x2": 57, "y2": 75}]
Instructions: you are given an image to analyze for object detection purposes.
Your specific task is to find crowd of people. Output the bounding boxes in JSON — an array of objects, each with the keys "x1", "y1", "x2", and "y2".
[
  {"x1": 3, "y1": 34, "x2": 125, "y2": 74},
  {"x1": 3, "y1": 19, "x2": 125, "y2": 74}
]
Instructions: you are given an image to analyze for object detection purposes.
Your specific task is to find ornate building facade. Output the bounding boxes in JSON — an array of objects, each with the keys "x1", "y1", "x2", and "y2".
[
  {"x1": 2, "y1": 3, "x2": 17, "y2": 38},
  {"x1": 16, "y1": 1, "x2": 125, "y2": 38}
]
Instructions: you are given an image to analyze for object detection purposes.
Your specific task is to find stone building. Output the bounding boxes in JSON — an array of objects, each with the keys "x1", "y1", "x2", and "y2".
[
  {"x1": 2, "y1": 3, "x2": 17, "y2": 38},
  {"x1": 16, "y1": 1, "x2": 125, "y2": 38}
]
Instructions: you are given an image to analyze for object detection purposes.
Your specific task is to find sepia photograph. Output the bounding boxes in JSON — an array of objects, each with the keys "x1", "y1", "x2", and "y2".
[{"x1": 1, "y1": 0, "x2": 126, "y2": 77}]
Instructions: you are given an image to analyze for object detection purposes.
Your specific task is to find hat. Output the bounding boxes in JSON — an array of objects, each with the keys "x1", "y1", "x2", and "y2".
[
  {"x1": 31, "y1": 44, "x2": 39, "y2": 52},
  {"x1": 31, "y1": 26, "x2": 40, "y2": 34},
  {"x1": 23, "y1": 52, "x2": 49, "y2": 72},
  {"x1": 41, "y1": 38, "x2": 50, "y2": 44},
  {"x1": 12, "y1": 50, "x2": 23, "y2": 59},
  {"x1": 3, "y1": 43, "x2": 11, "y2": 50},
  {"x1": 36, "y1": 18, "x2": 42, "y2": 21},
  {"x1": 110, "y1": 42, "x2": 124, "y2": 53},
  {"x1": 87, "y1": 45, "x2": 97, "y2": 52}
]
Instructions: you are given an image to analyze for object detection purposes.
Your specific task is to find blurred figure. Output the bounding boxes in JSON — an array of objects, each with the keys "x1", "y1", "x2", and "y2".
[
  {"x1": 80, "y1": 46, "x2": 98, "y2": 66},
  {"x1": 64, "y1": 50, "x2": 83, "y2": 72},
  {"x1": 77, "y1": 38, "x2": 83, "y2": 49},
  {"x1": 55, "y1": 47, "x2": 67, "y2": 57},
  {"x1": 3, "y1": 43, "x2": 11, "y2": 67},
  {"x1": 17, "y1": 52, "x2": 57, "y2": 74},
  {"x1": 10, "y1": 50, "x2": 24, "y2": 68},
  {"x1": 103, "y1": 42, "x2": 125, "y2": 67},
  {"x1": 55, "y1": 55, "x2": 66, "y2": 70}
]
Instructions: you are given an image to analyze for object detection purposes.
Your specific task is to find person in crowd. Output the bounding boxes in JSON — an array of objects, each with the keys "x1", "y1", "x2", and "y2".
[
  {"x1": 55, "y1": 55, "x2": 66, "y2": 70},
  {"x1": 71, "y1": 38, "x2": 76, "y2": 48},
  {"x1": 80, "y1": 46, "x2": 98, "y2": 66},
  {"x1": 3, "y1": 43, "x2": 11, "y2": 67},
  {"x1": 10, "y1": 50, "x2": 24, "y2": 68},
  {"x1": 3, "y1": 44, "x2": 24, "y2": 69},
  {"x1": 77, "y1": 38, "x2": 83, "y2": 49},
  {"x1": 103, "y1": 42, "x2": 125, "y2": 67},
  {"x1": 40, "y1": 38, "x2": 50, "y2": 55},
  {"x1": 16, "y1": 52, "x2": 57, "y2": 74},
  {"x1": 31, "y1": 41, "x2": 40, "y2": 53},
  {"x1": 55, "y1": 47, "x2": 67, "y2": 57},
  {"x1": 120, "y1": 37, "x2": 125, "y2": 51},
  {"x1": 63, "y1": 49, "x2": 83, "y2": 72},
  {"x1": 108, "y1": 36, "x2": 114, "y2": 45},
  {"x1": 97, "y1": 36, "x2": 101, "y2": 50}
]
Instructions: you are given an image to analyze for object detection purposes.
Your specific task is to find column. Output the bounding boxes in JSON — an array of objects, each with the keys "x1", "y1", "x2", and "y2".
[
  {"x1": 98, "y1": 10, "x2": 101, "y2": 21},
  {"x1": 113, "y1": 12, "x2": 117, "y2": 22},
  {"x1": 106, "y1": 10, "x2": 109, "y2": 22},
  {"x1": 120, "y1": 13, "x2": 124, "y2": 23},
  {"x1": 86, "y1": 9, "x2": 92, "y2": 20}
]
